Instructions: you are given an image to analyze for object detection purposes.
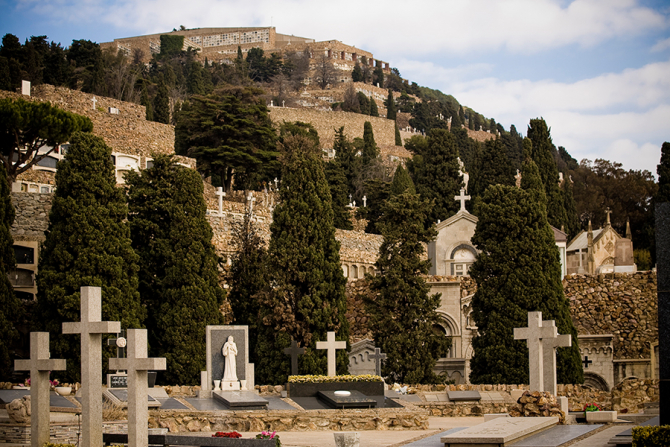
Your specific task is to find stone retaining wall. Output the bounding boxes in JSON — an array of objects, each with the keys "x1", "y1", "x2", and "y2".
[
  {"x1": 10, "y1": 192, "x2": 52, "y2": 242},
  {"x1": 564, "y1": 272, "x2": 657, "y2": 360},
  {"x1": 148, "y1": 407, "x2": 429, "y2": 432},
  {"x1": 0, "y1": 421, "x2": 126, "y2": 444},
  {"x1": 417, "y1": 402, "x2": 510, "y2": 417}
]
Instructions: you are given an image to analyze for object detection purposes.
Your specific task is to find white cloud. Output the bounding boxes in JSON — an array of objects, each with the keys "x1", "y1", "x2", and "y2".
[{"x1": 651, "y1": 36, "x2": 670, "y2": 52}]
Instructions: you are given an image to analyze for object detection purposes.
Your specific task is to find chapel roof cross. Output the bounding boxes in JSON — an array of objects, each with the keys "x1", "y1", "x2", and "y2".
[
  {"x1": 316, "y1": 331, "x2": 346, "y2": 377},
  {"x1": 605, "y1": 207, "x2": 612, "y2": 225},
  {"x1": 454, "y1": 188, "x2": 471, "y2": 213}
]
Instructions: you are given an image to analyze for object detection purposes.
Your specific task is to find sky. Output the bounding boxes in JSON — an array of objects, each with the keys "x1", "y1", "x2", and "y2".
[{"x1": 1, "y1": 0, "x2": 669, "y2": 174}]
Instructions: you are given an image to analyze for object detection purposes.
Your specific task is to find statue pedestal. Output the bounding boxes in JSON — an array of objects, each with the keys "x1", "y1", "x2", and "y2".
[{"x1": 221, "y1": 379, "x2": 240, "y2": 391}]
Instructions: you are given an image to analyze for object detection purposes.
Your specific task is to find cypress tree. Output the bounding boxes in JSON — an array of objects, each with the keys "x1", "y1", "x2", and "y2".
[
  {"x1": 0, "y1": 163, "x2": 20, "y2": 380},
  {"x1": 254, "y1": 135, "x2": 348, "y2": 384},
  {"x1": 361, "y1": 121, "x2": 379, "y2": 165},
  {"x1": 395, "y1": 123, "x2": 402, "y2": 146},
  {"x1": 351, "y1": 63, "x2": 363, "y2": 83},
  {"x1": 35, "y1": 132, "x2": 143, "y2": 382},
  {"x1": 386, "y1": 90, "x2": 397, "y2": 121},
  {"x1": 333, "y1": 126, "x2": 359, "y2": 197},
  {"x1": 357, "y1": 92, "x2": 370, "y2": 115},
  {"x1": 227, "y1": 210, "x2": 268, "y2": 366},
  {"x1": 527, "y1": 118, "x2": 568, "y2": 230},
  {"x1": 367, "y1": 189, "x2": 449, "y2": 383},
  {"x1": 413, "y1": 129, "x2": 462, "y2": 226},
  {"x1": 390, "y1": 164, "x2": 415, "y2": 196},
  {"x1": 126, "y1": 155, "x2": 224, "y2": 385},
  {"x1": 325, "y1": 161, "x2": 353, "y2": 230},
  {"x1": 153, "y1": 80, "x2": 170, "y2": 124},
  {"x1": 370, "y1": 98, "x2": 379, "y2": 117},
  {"x1": 140, "y1": 85, "x2": 153, "y2": 121},
  {"x1": 187, "y1": 61, "x2": 205, "y2": 95},
  {"x1": 657, "y1": 142, "x2": 670, "y2": 203},
  {"x1": 458, "y1": 106, "x2": 465, "y2": 127},
  {"x1": 469, "y1": 137, "x2": 515, "y2": 198}
]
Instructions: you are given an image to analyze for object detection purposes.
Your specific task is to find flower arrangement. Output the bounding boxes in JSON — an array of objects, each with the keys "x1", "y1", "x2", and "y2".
[
  {"x1": 256, "y1": 431, "x2": 281, "y2": 447},
  {"x1": 212, "y1": 432, "x2": 242, "y2": 438},
  {"x1": 287, "y1": 374, "x2": 382, "y2": 383},
  {"x1": 23, "y1": 378, "x2": 30, "y2": 387},
  {"x1": 583, "y1": 402, "x2": 603, "y2": 412},
  {"x1": 50, "y1": 379, "x2": 60, "y2": 387}
]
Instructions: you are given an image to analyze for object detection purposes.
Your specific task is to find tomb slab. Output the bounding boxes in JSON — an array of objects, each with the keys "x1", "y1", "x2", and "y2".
[
  {"x1": 212, "y1": 390, "x2": 268, "y2": 410},
  {"x1": 317, "y1": 390, "x2": 377, "y2": 409},
  {"x1": 440, "y1": 416, "x2": 558, "y2": 446}
]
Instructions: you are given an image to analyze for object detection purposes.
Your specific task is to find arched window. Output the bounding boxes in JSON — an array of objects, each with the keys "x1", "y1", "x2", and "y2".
[{"x1": 351, "y1": 265, "x2": 358, "y2": 279}]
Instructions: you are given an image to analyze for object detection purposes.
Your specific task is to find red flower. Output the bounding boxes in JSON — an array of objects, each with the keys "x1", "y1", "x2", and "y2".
[{"x1": 212, "y1": 432, "x2": 242, "y2": 438}]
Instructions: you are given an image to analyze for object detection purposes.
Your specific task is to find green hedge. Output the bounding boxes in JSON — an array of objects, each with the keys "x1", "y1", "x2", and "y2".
[
  {"x1": 632, "y1": 425, "x2": 670, "y2": 447},
  {"x1": 288, "y1": 374, "x2": 382, "y2": 383}
]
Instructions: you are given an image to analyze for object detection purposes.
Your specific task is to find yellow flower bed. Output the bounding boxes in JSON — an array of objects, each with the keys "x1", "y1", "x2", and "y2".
[{"x1": 288, "y1": 374, "x2": 382, "y2": 383}]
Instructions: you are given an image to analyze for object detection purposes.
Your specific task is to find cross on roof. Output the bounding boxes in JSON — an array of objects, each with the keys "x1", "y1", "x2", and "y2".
[
  {"x1": 316, "y1": 331, "x2": 346, "y2": 377},
  {"x1": 109, "y1": 329, "x2": 166, "y2": 447},
  {"x1": 605, "y1": 207, "x2": 612, "y2": 225},
  {"x1": 368, "y1": 347, "x2": 387, "y2": 376},
  {"x1": 283, "y1": 338, "x2": 305, "y2": 376},
  {"x1": 582, "y1": 356, "x2": 593, "y2": 369},
  {"x1": 15, "y1": 332, "x2": 66, "y2": 447},
  {"x1": 513, "y1": 312, "x2": 558, "y2": 392},
  {"x1": 62, "y1": 286, "x2": 120, "y2": 447},
  {"x1": 454, "y1": 188, "x2": 470, "y2": 213}
]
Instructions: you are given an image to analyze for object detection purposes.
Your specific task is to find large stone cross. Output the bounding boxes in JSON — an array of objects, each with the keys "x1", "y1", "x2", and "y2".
[
  {"x1": 14, "y1": 332, "x2": 66, "y2": 447},
  {"x1": 109, "y1": 329, "x2": 166, "y2": 447},
  {"x1": 62, "y1": 286, "x2": 120, "y2": 447},
  {"x1": 454, "y1": 188, "x2": 470, "y2": 213},
  {"x1": 513, "y1": 312, "x2": 557, "y2": 392},
  {"x1": 541, "y1": 319, "x2": 571, "y2": 396},
  {"x1": 316, "y1": 331, "x2": 346, "y2": 377},
  {"x1": 368, "y1": 347, "x2": 387, "y2": 376},
  {"x1": 215, "y1": 187, "x2": 226, "y2": 215},
  {"x1": 283, "y1": 338, "x2": 305, "y2": 376}
]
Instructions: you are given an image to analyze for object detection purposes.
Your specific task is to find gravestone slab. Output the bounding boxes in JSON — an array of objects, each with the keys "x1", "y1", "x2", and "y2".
[
  {"x1": 0, "y1": 390, "x2": 77, "y2": 409},
  {"x1": 317, "y1": 390, "x2": 377, "y2": 409},
  {"x1": 105, "y1": 388, "x2": 161, "y2": 408},
  {"x1": 184, "y1": 397, "x2": 230, "y2": 411},
  {"x1": 206, "y1": 326, "x2": 251, "y2": 390},
  {"x1": 512, "y1": 424, "x2": 602, "y2": 446},
  {"x1": 440, "y1": 417, "x2": 558, "y2": 446},
  {"x1": 447, "y1": 390, "x2": 481, "y2": 401},
  {"x1": 404, "y1": 427, "x2": 467, "y2": 447},
  {"x1": 213, "y1": 390, "x2": 268, "y2": 410}
]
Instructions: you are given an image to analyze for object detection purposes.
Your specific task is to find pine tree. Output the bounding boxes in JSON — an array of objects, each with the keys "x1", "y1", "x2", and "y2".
[
  {"x1": 657, "y1": 142, "x2": 670, "y2": 203},
  {"x1": 361, "y1": 121, "x2": 379, "y2": 165},
  {"x1": 412, "y1": 129, "x2": 462, "y2": 226},
  {"x1": 0, "y1": 163, "x2": 20, "y2": 380},
  {"x1": 386, "y1": 90, "x2": 397, "y2": 121},
  {"x1": 254, "y1": 135, "x2": 349, "y2": 384},
  {"x1": 126, "y1": 155, "x2": 224, "y2": 385},
  {"x1": 153, "y1": 80, "x2": 170, "y2": 124},
  {"x1": 35, "y1": 132, "x2": 143, "y2": 382},
  {"x1": 395, "y1": 123, "x2": 402, "y2": 146},
  {"x1": 468, "y1": 158, "x2": 583, "y2": 384},
  {"x1": 527, "y1": 118, "x2": 568, "y2": 230},
  {"x1": 370, "y1": 98, "x2": 379, "y2": 117},
  {"x1": 227, "y1": 210, "x2": 268, "y2": 366},
  {"x1": 367, "y1": 190, "x2": 449, "y2": 383}
]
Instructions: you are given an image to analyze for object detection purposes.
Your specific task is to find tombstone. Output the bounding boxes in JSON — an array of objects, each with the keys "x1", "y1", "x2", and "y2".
[
  {"x1": 205, "y1": 326, "x2": 254, "y2": 392},
  {"x1": 368, "y1": 348, "x2": 387, "y2": 376},
  {"x1": 541, "y1": 319, "x2": 571, "y2": 396},
  {"x1": 215, "y1": 187, "x2": 226, "y2": 215},
  {"x1": 91, "y1": 96, "x2": 97, "y2": 110},
  {"x1": 21, "y1": 80, "x2": 31, "y2": 96},
  {"x1": 62, "y1": 286, "x2": 121, "y2": 447},
  {"x1": 109, "y1": 329, "x2": 166, "y2": 447},
  {"x1": 14, "y1": 332, "x2": 66, "y2": 447},
  {"x1": 284, "y1": 339, "x2": 305, "y2": 376},
  {"x1": 513, "y1": 312, "x2": 558, "y2": 392},
  {"x1": 362, "y1": 195, "x2": 367, "y2": 207},
  {"x1": 316, "y1": 331, "x2": 347, "y2": 377},
  {"x1": 614, "y1": 238, "x2": 636, "y2": 272}
]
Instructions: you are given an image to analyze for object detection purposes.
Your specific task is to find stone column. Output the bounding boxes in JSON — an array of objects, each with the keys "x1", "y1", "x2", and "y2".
[
  {"x1": 62, "y1": 286, "x2": 121, "y2": 447},
  {"x1": 656, "y1": 202, "x2": 669, "y2": 425},
  {"x1": 14, "y1": 333, "x2": 66, "y2": 447}
]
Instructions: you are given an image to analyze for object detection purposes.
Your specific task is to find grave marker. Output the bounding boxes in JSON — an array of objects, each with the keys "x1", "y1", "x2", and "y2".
[
  {"x1": 541, "y1": 319, "x2": 571, "y2": 396},
  {"x1": 368, "y1": 347, "x2": 386, "y2": 376},
  {"x1": 316, "y1": 331, "x2": 346, "y2": 377},
  {"x1": 14, "y1": 332, "x2": 66, "y2": 447},
  {"x1": 109, "y1": 329, "x2": 166, "y2": 447},
  {"x1": 514, "y1": 312, "x2": 557, "y2": 392},
  {"x1": 62, "y1": 286, "x2": 120, "y2": 447},
  {"x1": 283, "y1": 339, "x2": 305, "y2": 376},
  {"x1": 215, "y1": 187, "x2": 226, "y2": 215}
]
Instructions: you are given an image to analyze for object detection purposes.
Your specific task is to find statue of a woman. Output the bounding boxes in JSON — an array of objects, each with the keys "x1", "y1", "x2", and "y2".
[{"x1": 222, "y1": 336, "x2": 238, "y2": 380}]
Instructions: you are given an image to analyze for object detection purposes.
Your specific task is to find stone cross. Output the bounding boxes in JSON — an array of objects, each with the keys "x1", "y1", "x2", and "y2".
[
  {"x1": 91, "y1": 96, "x2": 97, "y2": 110},
  {"x1": 14, "y1": 332, "x2": 66, "y2": 447},
  {"x1": 215, "y1": 187, "x2": 226, "y2": 215},
  {"x1": 274, "y1": 178, "x2": 279, "y2": 190},
  {"x1": 368, "y1": 347, "x2": 387, "y2": 376},
  {"x1": 362, "y1": 195, "x2": 367, "y2": 207},
  {"x1": 316, "y1": 331, "x2": 346, "y2": 377},
  {"x1": 542, "y1": 319, "x2": 571, "y2": 396},
  {"x1": 247, "y1": 192, "x2": 256, "y2": 216},
  {"x1": 282, "y1": 100, "x2": 285, "y2": 107},
  {"x1": 62, "y1": 286, "x2": 121, "y2": 447},
  {"x1": 270, "y1": 100, "x2": 274, "y2": 107},
  {"x1": 109, "y1": 329, "x2": 166, "y2": 447},
  {"x1": 605, "y1": 207, "x2": 612, "y2": 225},
  {"x1": 283, "y1": 338, "x2": 305, "y2": 376},
  {"x1": 107, "y1": 329, "x2": 127, "y2": 373},
  {"x1": 454, "y1": 188, "x2": 471, "y2": 213},
  {"x1": 582, "y1": 356, "x2": 593, "y2": 369},
  {"x1": 513, "y1": 312, "x2": 558, "y2": 392}
]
